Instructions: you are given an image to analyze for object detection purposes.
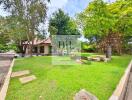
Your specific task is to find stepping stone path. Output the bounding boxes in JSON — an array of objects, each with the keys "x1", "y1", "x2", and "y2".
[
  {"x1": 19, "y1": 75, "x2": 36, "y2": 84},
  {"x1": 11, "y1": 70, "x2": 30, "y2": 78},
  {"x1": 11, "y1": 70, "x2": 37, "y2": 84},
  {"x1": 74, "y1": 89, "x2": 98, "y2": 100}
]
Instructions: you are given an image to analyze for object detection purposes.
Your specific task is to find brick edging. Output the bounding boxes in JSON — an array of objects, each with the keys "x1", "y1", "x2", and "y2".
[
  {"x1": 109, "y1": 60, "x2": 132, "y2": 100},
  {"x1": 0, "y1": 59, "x2": 15, "y2": 100}
]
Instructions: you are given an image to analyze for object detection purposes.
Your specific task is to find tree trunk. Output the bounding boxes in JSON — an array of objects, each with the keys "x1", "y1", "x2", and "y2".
[
  {"x1": 106, "y1": 45, "x2": 112, "y2": 59},
  {"x1": 28, "y1": 38, "x2": 34, "y2": 57}
]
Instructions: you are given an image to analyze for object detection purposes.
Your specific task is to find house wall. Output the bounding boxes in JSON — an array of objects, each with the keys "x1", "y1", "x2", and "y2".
[
  {"x1": 23, "y1": 44, "x2": 51, "y2": 55},
  {"x1": 44, "y1": 45, "x2": 49, "y2": 54}
]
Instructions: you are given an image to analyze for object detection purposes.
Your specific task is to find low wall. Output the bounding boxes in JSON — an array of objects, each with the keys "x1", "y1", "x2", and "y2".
[{"x1": 109, "y1": 60, "x2": 132, "y2": 100}]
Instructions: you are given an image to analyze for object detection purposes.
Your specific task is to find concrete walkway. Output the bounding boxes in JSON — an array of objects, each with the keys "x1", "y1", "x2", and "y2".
[
  {"x1": 0, "y1": 54, "x2": 14, "y2": 90},
  {"x1": 124, "y1": 72, "x2": 132, "y2": 100}
]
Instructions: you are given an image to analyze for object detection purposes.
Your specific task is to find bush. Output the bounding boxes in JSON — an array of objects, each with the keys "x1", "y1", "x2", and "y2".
[
  {"x1": 0, "y1": 44, "x2": 8, "y2": 52},
  {"x1": 82, "y1": 42, "x2": 96, "y2": 52},
  {"x1": 81, "y1": 60, "x2": 91, "y2": 65},
  {"x1": 0, "y1": 43, "x2": 19, "y2": 53},
  {"x1": 8, "y1": 44, "x2": 18, "y2": 52}
]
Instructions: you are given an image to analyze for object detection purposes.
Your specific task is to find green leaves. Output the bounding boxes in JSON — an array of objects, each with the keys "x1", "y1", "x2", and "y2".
[
  {"x1": 77, "y1": 0, "x2": 132, "y2": 44},
  {"x1": 0, "y1": 0, "x2": 49, "y2": 53},
  {"x1": 77, "y1": 0, "x2": 114, "y2": 42},
  {"x1": 108, "y1": 0, "x2": 132, "y2": 36},
  {"x1": 49, "y1": 9, "x2": 80, "y2": 35}
]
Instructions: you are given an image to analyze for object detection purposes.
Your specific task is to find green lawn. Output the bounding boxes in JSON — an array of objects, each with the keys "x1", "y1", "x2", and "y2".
[{"x1": 6, "y1": 55, "x2": 131, "y2": 100}]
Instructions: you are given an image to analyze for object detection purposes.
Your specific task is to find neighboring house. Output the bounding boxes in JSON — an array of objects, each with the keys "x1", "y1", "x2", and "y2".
[{"x1": 22, "y1": 38, "x2": 52, "y2": 55}]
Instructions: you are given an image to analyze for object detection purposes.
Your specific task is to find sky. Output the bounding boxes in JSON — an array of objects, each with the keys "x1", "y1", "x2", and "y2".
[
  {"x1": 47, "y1": 0, "x2": 115, "y2": 17},
  {"x1": 0, "y1": 0, "x2": 116, "y2": 41},
  {"x1": 0, "y1": 0, "x2": 116, "y2": 17}
]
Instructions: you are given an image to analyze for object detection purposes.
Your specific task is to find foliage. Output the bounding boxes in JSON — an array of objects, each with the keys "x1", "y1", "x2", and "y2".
[
  {"x1": 77, "y1": 0, "x2": 115, "y2": 42},
  {"x1": 0, "y1": 17, "x2": 10, "y2": 52},
  {"x1": 77, "y1": 0, "x2": 132, "y2": 53},
  {"x1": 49, "y1": 9, "x2": 80, "y2": 35},
  {"x1": 0, "y1": 0, "x2": 50, "y2": 55},
  {"x1": 81, "y1": 42, "x2": 96, "y2": 52},
  {"x1": 108, "y1": 0, "x2": 132, "y2": 53},
  {"x1": 108, "y1": 0, "x2": 132, "y2": 37},
  {"x1": 0, "y1": 16, "x2": 26, "y2": 52}
]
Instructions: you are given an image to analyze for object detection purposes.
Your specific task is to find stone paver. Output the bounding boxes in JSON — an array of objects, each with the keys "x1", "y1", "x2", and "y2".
[
  {"x1": 11, "y1": 70, "x2": 30, "y2": 78},
  {"x1": 19, "y1": 75, "x2": 36, "y2": 84},
  {"x1": 74, "y1": 89, "x2": 98, "y2": 100}
]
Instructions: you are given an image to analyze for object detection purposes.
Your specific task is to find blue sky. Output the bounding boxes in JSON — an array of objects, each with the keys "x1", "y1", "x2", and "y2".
[
  {"x1": 63, "y1": 0, "x2": 92, "y2": 17},
  {"x1": 47, "y1": 0, "x2": 115, "y2": 17},
  {"x1": 0, "y1": 0, "x2": 116, "y2": 17},
  {"x1": 47, "y1": 0, "x2": 92, "y2": 17}
]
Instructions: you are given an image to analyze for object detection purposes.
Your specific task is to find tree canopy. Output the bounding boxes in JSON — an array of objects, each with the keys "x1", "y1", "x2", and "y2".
[
  {"x1": 77, "y1": 0, "x2": 116, "y2": 43},
  {"x1": 49, "y1": 9, "x2": 80, "y2": 35},
  {"x1": 77, "y1": 0, "x2": 132, "y2": 53},
  {"x1": 0, "y1": 0, "x2": 50, "y2": 54}
]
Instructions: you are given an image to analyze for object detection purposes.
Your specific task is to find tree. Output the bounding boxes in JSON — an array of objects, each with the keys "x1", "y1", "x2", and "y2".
[
  {"x1": 77, "y1": 0, "x2": 115, "y2": 43},
  {"x1": 49, "y1": 9, "x2": 80, "y2": 35},
  {"x1": 0, "y1": 16, "x2": 10, "y2": 52},
  {"x1": 108, "y1": 0, "x2": 132, "y2": 36},
  {"x1": 108, "y1": 0, "x2": 132, "y2": 53},
  {"x1": 77, "y1": 0, "x2": 132, "y2": 54},
  {"x1": 0, "y1": 0, "x2": 50, "y2": 56}
]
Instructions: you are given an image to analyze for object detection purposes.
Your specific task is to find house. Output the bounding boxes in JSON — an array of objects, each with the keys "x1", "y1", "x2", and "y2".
[{"x1": 22, "y1": 38, "x2": 52, "y2": 55}]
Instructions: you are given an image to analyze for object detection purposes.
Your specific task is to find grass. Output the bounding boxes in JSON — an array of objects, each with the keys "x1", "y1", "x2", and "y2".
[{"x1": 6, "y1": 55, "x2": 132, "y2": 100}]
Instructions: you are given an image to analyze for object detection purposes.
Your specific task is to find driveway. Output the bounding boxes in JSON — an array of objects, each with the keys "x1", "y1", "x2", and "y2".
[{"x1": 0, "y1": 54, "x2": 14, "y2": 90}]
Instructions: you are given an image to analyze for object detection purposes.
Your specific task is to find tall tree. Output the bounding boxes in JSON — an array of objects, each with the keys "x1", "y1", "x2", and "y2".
[
  {"x1": 108, "y1": 0, "x2": 132, "y2": 37},
  {"x1": 0, "y1": 16, "x2": 12, "y2": 52},
  {"x1": 108, "y1": 0, "x2": 132, "y2": 52},
  {"x1": 0, "y1": 0, "x2": 50, "y2": 56},
  {"x1": 77, "y1": 0, "x2": 115, "y2": 43},
  {"x1": 49, "y1": 9, "x2": 80, "y2": 35},
  {"x1": 77, "y1": 0, "x2": 132, "y2": 54}
]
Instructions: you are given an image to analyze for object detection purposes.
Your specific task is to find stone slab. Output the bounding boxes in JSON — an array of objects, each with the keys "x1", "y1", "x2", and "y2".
[
  {"x1": 74, "y1": 89, "x2": 98, "y2": 100},
  {"x1": 11, "y1": 70, "x2": 30, "y2": 78},
  {"x1": 19, "y1": 75, "x2": 36, "y2": 84}
]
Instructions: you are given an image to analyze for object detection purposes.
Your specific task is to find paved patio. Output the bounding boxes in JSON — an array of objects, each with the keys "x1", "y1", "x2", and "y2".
[{"x1": 0, "y1": 54, "x2": 14, "y2": 90}]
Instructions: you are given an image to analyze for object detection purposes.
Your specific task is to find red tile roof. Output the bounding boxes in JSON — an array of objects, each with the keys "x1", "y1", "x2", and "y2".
[{"x1": 23, "y1": 38, "x2": 51, "y2": 45}]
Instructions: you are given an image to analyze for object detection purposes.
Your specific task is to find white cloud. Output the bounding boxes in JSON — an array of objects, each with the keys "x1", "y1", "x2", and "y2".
[{"x1": 47, "y1": 0, "x2": 68, "y2": 17}]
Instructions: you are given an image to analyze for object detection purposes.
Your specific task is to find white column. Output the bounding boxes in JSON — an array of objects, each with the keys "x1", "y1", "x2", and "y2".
[
  {"x1": 44, "y1": 45, "x2": 49, "y2": 54},
  {"x1": 37, "y1": 45, "x2": 40, "y2": 54}
]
